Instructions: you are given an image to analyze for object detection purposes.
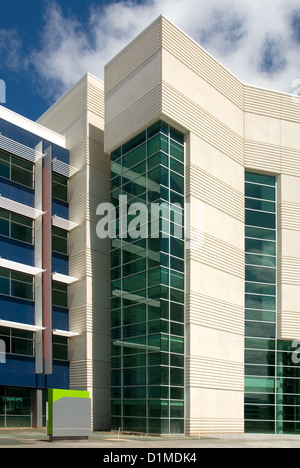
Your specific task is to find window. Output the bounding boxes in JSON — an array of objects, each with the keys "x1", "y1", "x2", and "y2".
[
  {"x1": 0, "y1": 327, "x2": 33, "y2": 357},
  {"x1": 0, "y1": 150, "x2": 34, "y2": 189},
  {"x1": 53, "y1": 335, "x2": 68, "y2": 360},
  {"x1": 52, "y1": 226, "x2": 68, "y2": 255},
  {"x1": 52, "y1": 281, "x2": 68, "y2": 308},
  {"x1": 0, "y1": 268, "x2": 34, "y2": 301},
  {"x1": 52, "y1": 173, "x2": 68, "y2": 202},
  {"x1": 0, "y1": 209, "x2": 33, "y2": 244}
]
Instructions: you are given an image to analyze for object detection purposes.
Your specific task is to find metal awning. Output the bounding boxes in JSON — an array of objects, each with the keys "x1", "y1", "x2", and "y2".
[
  {"x1": 0, "y1": 195, "x2": 45, "y2": 219},
  {"x1": 52, "y1": 215, "x2": 78, "y2": 231},
  {"x1": 0, "y1": 133, "x2": 44, "y2": 163},
  {"x1": 0, "y1": 319, "x2": 45, "y2": 332},
  {"x1": 52, "y1": 329, "x2": 79, "y2": 337},
  {"x1": 52, "y1": 158, "x2": 78, "y2": 178},
  {"x1": 0, "y1": 258, "x2": 44, "y2": 275},
  {"x1": 52, "y1": 272, "x2": 78, "y2": 284}
]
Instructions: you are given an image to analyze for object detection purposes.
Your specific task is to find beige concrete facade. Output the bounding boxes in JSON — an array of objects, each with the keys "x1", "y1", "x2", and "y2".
[
  {"x1": 33, "y1": 14, "x2": 300, "y2": 435},
  {"x1": 104, "y1": 15, "x2": 300, "y2": 434},
  {"x1": 38, "y1": 73, "x2": 111, "y2": 430}
]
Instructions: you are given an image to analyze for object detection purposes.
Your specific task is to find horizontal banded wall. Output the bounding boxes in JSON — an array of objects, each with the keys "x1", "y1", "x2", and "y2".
[
  {"x1": 244, "y1": 84, "x2": 300, "y2": 340},
  {"x1": 37, "y1": 74, "x2": 111, "y2": 430},
  {"x1": 104, "y1": 14, "x2": 245, "y2": 435}
]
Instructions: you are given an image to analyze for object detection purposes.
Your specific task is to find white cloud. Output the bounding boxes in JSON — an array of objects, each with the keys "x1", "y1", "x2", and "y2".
[
  {"x1": 29, "y1": 0, "x2": 300, "y2": 102},
  {"x1": 0, "y1": 29, "x2": 22, "y2": 71}
]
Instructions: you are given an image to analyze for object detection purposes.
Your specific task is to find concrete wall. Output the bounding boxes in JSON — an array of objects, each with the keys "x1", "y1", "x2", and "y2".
[
  {"x1": 38, "y1": 74, "x2": 111, "y2": 430},
  {"x1": 104, "y1": 16, "x2": 245, "y2": 435}
]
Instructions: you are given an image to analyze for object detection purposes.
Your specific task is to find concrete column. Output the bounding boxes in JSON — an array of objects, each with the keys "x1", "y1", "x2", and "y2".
[{"x1": 32, "y1": 389, "x2": 43, "y2": 429}]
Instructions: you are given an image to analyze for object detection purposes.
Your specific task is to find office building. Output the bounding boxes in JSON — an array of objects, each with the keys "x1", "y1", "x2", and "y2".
[
  {"x1": 1, "y1": 15, "x2": 300, "y2": 435},
  {"x1": 103, "y1": 16, "x2": 300, "y2": 435},
  {"x1": 0, "y1": 73, "x2": 110, "y2": 429}
]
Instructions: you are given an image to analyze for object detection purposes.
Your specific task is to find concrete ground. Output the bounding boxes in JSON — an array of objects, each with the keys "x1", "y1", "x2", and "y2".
[{"x1": 0, "y1": 429, "x2": 300, "y2": 448}]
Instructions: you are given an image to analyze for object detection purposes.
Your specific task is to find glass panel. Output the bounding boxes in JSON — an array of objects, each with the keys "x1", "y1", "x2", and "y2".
[
  {"x1": 170, "y1": 271, "x2": 184, "y2": 290},
  {"x1": 147, "y1": 134, "x2": 168, "y2": 156},
  {"x1": 170, "y1": 401, "x2": 184, "y2": 418},
  {"x1": 170, "y1": 157, "x2": 184, "y2": 176},
  {"x1": 123, "y1": 367, "x2": 146, "y2": 386},
  {"x1": 245, "y1": 238, "x2": 276, "y2": 256},
  {"x1": 245, "y1": 254, "x2": 276, "y2": 268},
  {"x1": 245, "y1": 265, "x2": 276, "y2": 283},
  {"x1": 148, "y1": 400, "x2": 169, "y2": 418},
  {"x1": 111, "y1": 147, "x2": 121, "y2": 161},
  {"x1": 123, "y1": 144, "x2": 146, "y2": 169},
  {"x1": 245, "y1": 173, "x2": 276, "y2": 186},
  {"x1": 123, "y1": 304, "x2": 146, "y2": 325},
  {"x1": 170, "y1": 172, "x2": 184, "y2": 194},
  {"x1": 52, "y1": 174, "x2": 68, "y2": 202},
  {"x1": 245, "y1": 338, "x2": 275, "y2": 350},
  {"x1": 245, "y1": 198, "x2": 275, "y2": 212},
  {"x1": 245, "y1": 376, "x2": 275, "y2": 393},
  {"x1": 0, "y1": 275, "x2": 10, "y2": 295},
  {"x1": 11, "y1": 275, "x2": 33, "y2": 300},
  {"x1": 245, "y1": 183, "x2": 275, "y2": 201},
  {"x1": 170, "y1": 127, "x2": 184, "y2": 145},
  {"x1": 122, "y1": 131, "x2": 146, "y2": 155},
  {"x1": 245, "y1": 282, "x2": 276, "y2": 295},
  {"x1": 245, "y1": 226, "x2": 276, "y2": 241},
  {"x1": 245, "y1": 349, "x2": 275, "y2": 365},
  {"x1": 123, "y1": 400, "x2": 146, "y2": 417},
  {"x1": 245, "y1": 309, "x2": 276, "y2": 321},
  {"x1": 245, "y1": 321, "x2": 275, "y2": 338},
  {"x1": 245, "y1": 210, "x2": 275, "y2": 229},
  {"x1": 12, "y1": 337, "x2": 33, "y2": 356},
  {"x1": 245, "y1": 294, "x2": 276, "y2": 311},
  {"x1": 245, "y1": 404, "x2": 275, "y2": 420},
  {"x1": 147, "y1": 121, "x2": 168, "y2": 139},
  {"x1": 123, "y1": 418, "x2": 146, "y2": 433},
  {"x1": 110, "y1": 122, "x2": 185, "y2": 434},
  {"x1": 52, "y1": 281, "x2": 68, "y2": 308},
  {"x1": 11, "y1": 223, "x2": 32, "y2": 244},
  {"x1": 170, "y1": 367, "x2": 184, "y2": 386},
  {"x1": 123, "y1": 272, "x2": 146, "y2": 292},
  {"x1": 170, "y1": 336, "x2": 184, "y2": 354}
]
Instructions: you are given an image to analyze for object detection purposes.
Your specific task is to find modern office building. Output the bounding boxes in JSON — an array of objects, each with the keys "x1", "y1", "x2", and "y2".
[
  {"x1": 0, "y1": 104, "x2": 75, "y2": 427},
  {"x1": 0, "y1": 73, "x2": 110, "y2": 429},
  {"x1": 1, "y1": 14, "x2": 300, "y2": 435},
  {"x1": 103, "y1": 16, "x2": 300, "y2": 435}
]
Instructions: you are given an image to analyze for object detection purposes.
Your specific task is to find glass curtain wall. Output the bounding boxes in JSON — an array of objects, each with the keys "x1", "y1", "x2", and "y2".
[
  {"x1": 0, "y1": 387, "x2": 31, "y2": 427},
  {"x1": 110, "y1": 121, "x2": 185, "y2": 434},
  {"x1": 244, "y1": 172, "x2": 300, "y2": 434}
]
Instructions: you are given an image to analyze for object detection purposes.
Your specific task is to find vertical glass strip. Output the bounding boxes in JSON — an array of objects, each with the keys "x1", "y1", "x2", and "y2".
[
  {"x1": 244, "y1": 172, "x2": 277, "y2": 433},
  {"x1": 110, "y1": 121, "x2": 185, "y2": 434}
]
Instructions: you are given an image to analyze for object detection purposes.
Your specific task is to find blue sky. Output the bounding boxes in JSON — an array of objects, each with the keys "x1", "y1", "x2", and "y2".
[{"x1": 1, "y1": 0, "x2": 300, "y2": 121}]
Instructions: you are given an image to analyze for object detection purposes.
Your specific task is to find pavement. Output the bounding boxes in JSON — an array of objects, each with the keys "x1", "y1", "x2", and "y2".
[{"x1": 0, "y1": 429, "x2": 300, "y2": 449}]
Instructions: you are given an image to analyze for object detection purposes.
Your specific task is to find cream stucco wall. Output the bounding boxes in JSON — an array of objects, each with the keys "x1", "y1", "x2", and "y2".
[
  {"x1": 38, "y1": 74, "x2": 111, "y2": 430},
  {"x1": 36, "y1": 14, "x2": 300, "y2": 435},
  {"x1": 104, "y1": 15, "x2": 245, "y2": 435}
]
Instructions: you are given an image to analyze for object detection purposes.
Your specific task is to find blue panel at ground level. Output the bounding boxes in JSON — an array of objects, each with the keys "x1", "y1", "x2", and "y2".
[
  {"x1": 0, "y1": 295, "x2": 34, "y2": 324},
  {"x1": 0, "y1": 237, "x2": 34, "y2": 266},
  {"x1": 0, "y1": 355, "x2": 36, "y2": 387},
  {"x1": 46, "y1": 361, "x2": 69, "y2": 390}
]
